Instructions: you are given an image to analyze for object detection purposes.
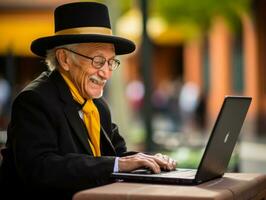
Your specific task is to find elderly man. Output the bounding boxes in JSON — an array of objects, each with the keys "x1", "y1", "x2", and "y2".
[{"x1": 0, "y1": 2, "x2": 176, "y2": 200}]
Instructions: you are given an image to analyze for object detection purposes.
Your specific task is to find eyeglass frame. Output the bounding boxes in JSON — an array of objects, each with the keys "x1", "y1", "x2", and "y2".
[{"x1": 59, "y1": 47, "x2": 120, "y2": 71}]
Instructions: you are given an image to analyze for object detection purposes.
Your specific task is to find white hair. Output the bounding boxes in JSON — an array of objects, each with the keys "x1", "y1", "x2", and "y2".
[{"x1": 45, "y1": 44, "x2": 79, "y2": 71}]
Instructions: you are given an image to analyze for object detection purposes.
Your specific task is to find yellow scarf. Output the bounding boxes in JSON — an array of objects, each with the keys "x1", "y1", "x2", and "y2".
[{"x1": 60, "y1": 72, "x2": 101, "y2": 157}]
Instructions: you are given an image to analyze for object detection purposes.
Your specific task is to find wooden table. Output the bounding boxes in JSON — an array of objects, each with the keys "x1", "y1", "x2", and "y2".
[{"x1": 73, "y1": 173, "x2": 266, "y2": 200}]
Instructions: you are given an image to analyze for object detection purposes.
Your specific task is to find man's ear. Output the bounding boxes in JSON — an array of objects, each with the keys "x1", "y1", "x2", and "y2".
[{"x1": 56, "y1": 49, "x2": 71, "y2": 71}]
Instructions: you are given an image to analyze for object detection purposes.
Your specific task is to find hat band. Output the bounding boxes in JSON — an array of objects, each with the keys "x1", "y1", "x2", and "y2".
[{"x1": 55, "y1": 27, "x2": 113, "y2": 35}]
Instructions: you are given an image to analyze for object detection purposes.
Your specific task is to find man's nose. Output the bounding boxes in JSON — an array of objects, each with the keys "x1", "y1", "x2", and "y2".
[{"x1": 98, "y1": 62, "x2": 112, "y2": 78}]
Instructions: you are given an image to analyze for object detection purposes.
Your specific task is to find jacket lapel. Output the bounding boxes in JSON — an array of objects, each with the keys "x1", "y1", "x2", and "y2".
[
  {"x1": 50, "y1": 70, "x2": 93, "y2": 155},
  {"x1": 64, "y1": 106, "x2": 93, "y2": 155}
]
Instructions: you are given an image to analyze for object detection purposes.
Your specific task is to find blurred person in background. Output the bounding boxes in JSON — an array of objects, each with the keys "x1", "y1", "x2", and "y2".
[
  {"x1": 179, "y1": 82, "x2": 201, "y2": 133},
  {"x1": 0, "y1": 73, "x2": 11, "y2": 128},
  {"x1": 0, "y1": 2, "x2": 176, "y2": 200}
]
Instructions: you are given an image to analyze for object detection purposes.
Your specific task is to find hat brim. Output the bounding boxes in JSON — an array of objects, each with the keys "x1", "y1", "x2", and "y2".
[{"x1": 31, "y1": 34, "x2": 136, "y2": 57}]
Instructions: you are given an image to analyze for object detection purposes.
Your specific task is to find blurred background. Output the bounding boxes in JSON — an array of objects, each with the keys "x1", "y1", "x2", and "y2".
[{"x1": 0, "y1": 0, "x2": 266, "y2": 173}]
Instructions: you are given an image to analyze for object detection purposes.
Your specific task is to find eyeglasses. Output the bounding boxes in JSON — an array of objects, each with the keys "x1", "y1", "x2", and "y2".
[{"x1": 60, "y1": 47, "x2": 120, "y2": 71}]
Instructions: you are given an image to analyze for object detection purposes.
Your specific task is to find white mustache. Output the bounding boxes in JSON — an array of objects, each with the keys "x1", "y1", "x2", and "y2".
[{"x1": 89, "y1": 75, "x2": 107, "y2": 85}]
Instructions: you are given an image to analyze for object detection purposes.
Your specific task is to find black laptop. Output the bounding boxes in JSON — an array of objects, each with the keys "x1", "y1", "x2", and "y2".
[{"x1": 111, "y1": 96, "x2": 252, "y2": 185}]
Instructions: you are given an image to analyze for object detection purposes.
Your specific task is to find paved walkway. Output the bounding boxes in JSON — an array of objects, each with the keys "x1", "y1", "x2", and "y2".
[{"x1": 239, "y1": 140, "x2": 266, "y2": 173}]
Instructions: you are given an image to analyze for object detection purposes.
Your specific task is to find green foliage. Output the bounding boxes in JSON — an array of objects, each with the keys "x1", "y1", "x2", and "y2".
[
  {"x1": 117, "y1": 0, "x2": 137, "y2": 15},
  {"x1": 151, "y1": 0, "x2": 251, "y2": 33}
]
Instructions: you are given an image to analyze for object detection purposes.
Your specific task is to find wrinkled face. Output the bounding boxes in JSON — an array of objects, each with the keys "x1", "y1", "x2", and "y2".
[{"x1": 56, "y1": 43, "x2": 115, "y2": 99}]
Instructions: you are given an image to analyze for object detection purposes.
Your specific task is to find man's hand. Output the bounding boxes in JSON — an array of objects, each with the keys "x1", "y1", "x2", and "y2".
[{"x1": 118, "y1": 153, "x2": 177, "y2": 174}]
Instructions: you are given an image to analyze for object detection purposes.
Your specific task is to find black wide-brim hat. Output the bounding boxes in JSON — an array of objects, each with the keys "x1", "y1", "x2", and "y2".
[{"x1": 31, "y1": 2, "x2": 136, "y2": 57}]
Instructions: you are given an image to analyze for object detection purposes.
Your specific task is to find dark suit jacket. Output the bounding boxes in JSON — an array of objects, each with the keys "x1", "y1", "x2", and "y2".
[{"x1": 0, "y1": 70, "x2": 130, "y2": 199}]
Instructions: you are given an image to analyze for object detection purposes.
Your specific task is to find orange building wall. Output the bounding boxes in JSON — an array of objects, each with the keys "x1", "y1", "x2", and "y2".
[{"x1": 207, "y1": 18, "x2": 233, "y2": 125}]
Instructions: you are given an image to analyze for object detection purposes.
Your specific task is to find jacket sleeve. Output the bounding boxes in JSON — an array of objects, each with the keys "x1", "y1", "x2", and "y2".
[{"x1": 8, "y1": 90, "x2": 116, "y2": 192}]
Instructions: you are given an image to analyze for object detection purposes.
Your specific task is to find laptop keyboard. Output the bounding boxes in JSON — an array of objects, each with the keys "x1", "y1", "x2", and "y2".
[
  {"x1": 131, "y1": 168, "x2": 197, "y2": 178},
  {"x1": 160, "y1": 169, "x2": 197, "y2": 177}
]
